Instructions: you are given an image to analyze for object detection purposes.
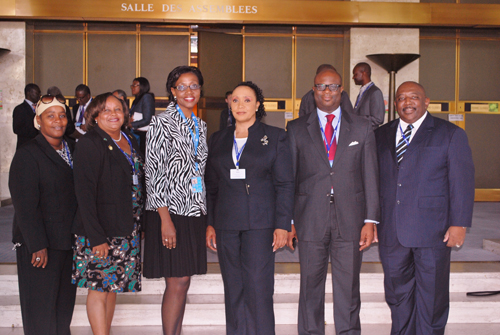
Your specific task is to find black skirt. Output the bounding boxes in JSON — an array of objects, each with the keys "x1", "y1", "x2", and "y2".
[{"x1": 143, "y1": 210, "x2": 207, "y2": 278}]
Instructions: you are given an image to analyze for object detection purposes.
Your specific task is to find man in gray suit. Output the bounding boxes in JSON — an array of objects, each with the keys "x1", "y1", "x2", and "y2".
[
  {"x1": 352, "y1": 62, "x2": 385, "y2": 129},
  {"x1": 287, "y1": 68, "x2": 380, "y2": 335}
]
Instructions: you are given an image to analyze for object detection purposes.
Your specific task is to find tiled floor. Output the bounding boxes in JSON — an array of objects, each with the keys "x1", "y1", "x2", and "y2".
[
  {"x1": 2, "y1": 202, "x2": 499, "y2": 264},
  {"x1": 2, "y1": 324, "x2": 500, "y2": 335}
]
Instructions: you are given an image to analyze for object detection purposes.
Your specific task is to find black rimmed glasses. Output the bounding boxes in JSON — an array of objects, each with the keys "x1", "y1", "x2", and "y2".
[
  {"x1": 314, "y1": 84, "x2": 341, "y2": 92},
  {"x1": 174, "y1": 84, "x2": 201, "y2": 91},
  {"x1": 37, "y1": 94, "x2": 66, "y2": 106}
]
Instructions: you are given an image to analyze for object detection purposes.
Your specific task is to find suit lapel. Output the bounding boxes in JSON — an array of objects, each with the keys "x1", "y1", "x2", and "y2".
[
  {"x1": 387, "y1": 120, "x2": 399, "y2": 165},
  {"x1": 238, "y1": 121, "x2": 265, "y2": 181},
  {"x1": 331, "y1": 110, "x2": 352, "y2": 169},
  {"x1": 95, "y1": 127, "x2": 132, "y2": 176},
  {"x1": 306, "y1": 111, "x2": 331, "y2": 167},
  {"x1": 35, "y1": 135, "x2": 73, "y2": 176},
  {"x1": 405, "y1": 113, "x2": 434, "y2": 157}
]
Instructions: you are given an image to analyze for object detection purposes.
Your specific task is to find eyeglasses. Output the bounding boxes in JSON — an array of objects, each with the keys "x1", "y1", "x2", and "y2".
[
  {"x1": 314, "y1": 84, "x2": 341, "y2": 92},
  {"x1": 174, "y1": 84, "x2": 201, "y2": 91},
  {"x1": 130, "y1": 84, "x2": 140, "y2": 88},
  {"x1": 38, "y1": 94, "x2": 66, "y2": 106}
]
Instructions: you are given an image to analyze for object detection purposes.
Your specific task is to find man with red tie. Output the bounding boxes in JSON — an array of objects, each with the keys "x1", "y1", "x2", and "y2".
[{"x1": 287, "y1": 68, "x2": 379, "y2": 335}]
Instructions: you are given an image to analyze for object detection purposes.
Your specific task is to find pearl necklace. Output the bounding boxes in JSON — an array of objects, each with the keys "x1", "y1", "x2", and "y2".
[{"x1": 111, "y1": 132, "x2": 122, "y2": 142}]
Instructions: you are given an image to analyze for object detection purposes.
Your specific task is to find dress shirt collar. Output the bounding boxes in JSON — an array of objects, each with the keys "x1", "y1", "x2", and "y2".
[
  {"x1": 397, "y1": 111, "x2": 428, "y2": 143},
  {"x1": 25, "y1": 99, "x2": 36, "y2": 112},
  {"x1": 359, "y1": 81, "x2": 373, "y2": 94}
]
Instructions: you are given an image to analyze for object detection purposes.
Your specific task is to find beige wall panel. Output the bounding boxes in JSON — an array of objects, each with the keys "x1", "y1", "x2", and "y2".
[
  {"x1": 141, "y1": 35, "x2": 189, "y2": 97},
  {"x1": 88, "y1": 34, "x2": 136, "y2": 95},
  {"x1": 198, "y1": 31, "x2": 242, "y2": 97},
  {"x1": 460, "y1": 40, "x2": 500, "y2": 101},
  {"x1": 261, "y1": 112, "x2": 286, "y2": 130},
  {"x1": 245, "y1": 37, "x2": 292, "y2": 99},
  {"x1": 419, "y1": 39, "x2": 455, "y2": 101},
  {"x1": 34, "y1": 33, "x2": 83, "y2": 95},
  {"x1": 465, "y1": 114, "x2": 500, "y2": 188},
  {"x1": 296, "y1": 37, "x2": 344, "y2": 98}
]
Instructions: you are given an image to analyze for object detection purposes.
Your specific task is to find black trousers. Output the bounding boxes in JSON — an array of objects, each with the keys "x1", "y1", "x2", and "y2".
[
  {"x1": 216, "y1": 228, "x2": 276, "y2": 335},
  {"x1": 16, "y1": 245, "x2": 76, "y2": 335}
]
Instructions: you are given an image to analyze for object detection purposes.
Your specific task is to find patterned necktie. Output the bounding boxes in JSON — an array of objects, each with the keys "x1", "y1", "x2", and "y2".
[
  {"x1": 78, "y1": 105, "x2": 85, "y2": 123},
  {"x1": 396, "y1": 124, "x2": 414, "y2": 164},
  {"x1": 325, "y1": 114, "x2": 337, "y2": 161}
]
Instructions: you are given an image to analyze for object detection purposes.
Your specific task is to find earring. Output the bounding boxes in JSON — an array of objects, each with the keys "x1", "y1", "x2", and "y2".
[{"x1": 174, "y1": 96, "x2": 177, "y2": 101}]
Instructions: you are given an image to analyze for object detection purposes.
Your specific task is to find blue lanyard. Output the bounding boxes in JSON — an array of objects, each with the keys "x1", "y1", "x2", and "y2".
[
  {"x1": 398, "y1": 123, "x2": 411, "y2": 147},
  {"x1": 176, "y1": 104, "x2": 200, "y2": 172},
  {"x1": 355, "y1": 82, "x2": 374, "y2": 108},
  {"x1": 112, "y1": 132, "x2": 138, "y2": 175},
  {"x1": 318, "y1": 110, "x2": 341, "y2": 156},
  {"x1": 233, "y1": 136, "x2": 246, "y2": 169},
  {"x1": 62, "y1": 140, "x2": 73, "y2": 169}
]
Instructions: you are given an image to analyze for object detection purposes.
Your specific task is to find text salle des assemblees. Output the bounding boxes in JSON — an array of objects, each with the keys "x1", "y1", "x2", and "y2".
[{"x1": 121, "y1": 3, "x2": 259, "y2": 14}]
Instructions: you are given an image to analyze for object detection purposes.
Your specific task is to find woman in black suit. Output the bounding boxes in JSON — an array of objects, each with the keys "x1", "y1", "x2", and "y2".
[
  {"x1": 9, "y1": 94, "x2": 77, "y2": 335},
  {"x1": 72, "y1": 92, "x2": 143, "y2": 335},
  {"x1": 130, "y1": 76, "x2": 155, "y2": 154},
  {"x1": 205, "y1": 82, "x2": 294, "y2": 335}
]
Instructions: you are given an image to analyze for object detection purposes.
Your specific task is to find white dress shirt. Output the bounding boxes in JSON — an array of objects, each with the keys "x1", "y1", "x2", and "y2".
[{"x1": 396, "y1": 111, "x2": 428, "y2": 145}]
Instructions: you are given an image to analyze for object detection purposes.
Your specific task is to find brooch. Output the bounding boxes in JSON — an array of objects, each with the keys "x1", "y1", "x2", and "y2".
[
  {"x1": 108, "y1": 145, "x2": 113, "y2": 150},
  {"x1": 261, "y1": 135, "x2": 269, "y2": 146}
]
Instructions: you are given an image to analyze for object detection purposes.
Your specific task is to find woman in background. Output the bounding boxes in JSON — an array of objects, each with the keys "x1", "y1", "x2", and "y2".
[
  {"x1": 72, "y1": 92, "x2": 143, "y2": 335},
  {"x1": 9, "y1": 94, "x2": 77, "y2": 335},
  {"x1": 144, "y1": 66, "x2": 208, "y2": 335},
  {"x1": 205, "y1": 81, "x2": 294, "y2": 335},
  {"x1": 130, "y1": 77, "x2": 155, "y2": 154}
]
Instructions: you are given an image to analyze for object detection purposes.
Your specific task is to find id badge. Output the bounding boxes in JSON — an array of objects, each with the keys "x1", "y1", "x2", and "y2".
[
  {"x1": 191, "y1": 176, "x2": 203, "y2": 193},
  {"x1": 230, "y1": 169, "x2": 246, "y2": 179},
  {"x1": 132, "y1": 174, "x2": 139, "y2": 185}
]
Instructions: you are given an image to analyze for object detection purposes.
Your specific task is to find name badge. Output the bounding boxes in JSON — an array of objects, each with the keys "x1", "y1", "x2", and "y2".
[
  {"x1": 230, "y1": 169, "x2": 246, "y2": 179},
  {"x1": 191, "y1": 176, "x2": 203, "y2": 193},
  {"x1": 132, "y1": 174, "x2": 139, "y2": 185}
]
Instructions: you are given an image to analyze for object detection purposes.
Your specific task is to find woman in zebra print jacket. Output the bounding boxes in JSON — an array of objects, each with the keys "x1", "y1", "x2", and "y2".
[{"x1": 143, "y1": 66, "x2": 208, "y2": 335}]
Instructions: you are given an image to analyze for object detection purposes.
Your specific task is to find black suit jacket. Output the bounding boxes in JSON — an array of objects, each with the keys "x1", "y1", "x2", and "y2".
[
  {"x1": 219, "y1": 108, "x2": 234, "y2": 130},
  {"x1": 12, "y1": 101, "x2": 39, "y2": 149},
  {"x1": 287, "y1": 108, "x2": 380, "y2": 242},
  {"x1": 73, "y1": 126, "x2": 143, "y2": 247},
  {"x1": 299, "y1": 89, "x2": 353, "y2": 118},
  {"x1": 9, "y1": 134, "x2": 77, "y2": 253},
  {"x1": 206, "y1": 120, "x2": 294, "y2": 231}
]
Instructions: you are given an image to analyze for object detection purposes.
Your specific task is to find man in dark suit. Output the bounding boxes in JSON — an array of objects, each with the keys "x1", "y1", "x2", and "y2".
[
  {"x1": 375, "y1": 81, "x2": 475, "y2": 335},
  {"x1": 219, "y1": 90, "x2": 234, "y2": 130},
  {"x1": 73, "y1": 84, "x2": 92, "y2": 137},
  {"x1": 12, "y1": 83, "x2": 41, "y2": 149},
  {"x1": 352, "y1": 62, "x2": 385, "y2": 129},
  {"x1": 298, "y1": 64, "x2": 353, "y2": 118},
  {"x1": 287, "y1": 69, "x2": 379, "y2": 335}
]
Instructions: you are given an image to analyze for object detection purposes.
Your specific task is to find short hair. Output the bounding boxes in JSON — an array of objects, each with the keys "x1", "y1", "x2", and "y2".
[
  {"x1": 316, "y1": 64, "x2": 337, "y2": 74},
  {"x1": 232, "y1": 81, "x2": 266, "y2": 120},
  {"x1": 47, "y1": 86, "x2": 62, "y2": 96},
  {"x1": 112, "y1": 89, "x2": 128, "y2": 101},
  {"x1": 166, "y1": 66, "x2": 204, "y2": 102},
  {"x1": 24, "y1": 83, "x2": 40, "y2": 97},
  {"x1": 75, "y1": 84, "x2": 91, "y2": 96},
  {"x1": 314, "y1": 69, "x2": 343, "y2": 86},
  {"x1": 397, "y1": 81, "x2": 427, "y2": 97},
  {"x1": 354, "y1": 62, "x2": 371, "y2": 77},
  {"x1": 85, "y1": 92, "x2": 129, "y2": 132},
  {"x1": 225, "y1": 91, "x2": 232, "y2": 98}
]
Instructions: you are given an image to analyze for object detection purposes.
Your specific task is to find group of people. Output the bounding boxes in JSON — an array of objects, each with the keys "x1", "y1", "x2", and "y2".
[{"x1": 9, "y1": 61, "x2": 475, "y2": 335}]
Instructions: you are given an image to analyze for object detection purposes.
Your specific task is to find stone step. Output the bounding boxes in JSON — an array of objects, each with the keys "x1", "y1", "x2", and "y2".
[{"x1": 2, "y1": 292, "x2": 500, "y2": 328}]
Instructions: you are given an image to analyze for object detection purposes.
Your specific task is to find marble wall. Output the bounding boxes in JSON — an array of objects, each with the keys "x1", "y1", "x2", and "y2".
[
  {"x1": 0, "y1": 22, "x2": 26, "y2": 199},
  {"x1": 349, "y1": 28, "x2": 420, "y2": 122}
]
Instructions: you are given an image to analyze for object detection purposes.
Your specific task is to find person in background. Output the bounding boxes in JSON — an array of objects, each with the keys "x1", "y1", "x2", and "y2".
[
  {"x1": 352, "y1": 62, "x2": 385, "y2": 129},
  {"x1": 130, "y1": 77, "x2": 155, "y2": 154},
  {"x1": 72, "y1": 92, "x2": 144, "y2": 335},
  {"x1": 206, "y1": 81, "x2": 294, "y2": 334},
  {"x1": 9, "y1": 94, "x2": 77, "y2": 335},
  {"x1": 219, "y1": 90, "x2": 234, "y2": 130},
  {"x1": 47, "y1": 86, "x2": 77, "y2": 139},
  {"x1": 144, "y1": 66, "x2": 208, "y2": 335},
  {"x1": 113, "y1": 89, "x2": 131, "y2": 128},
  {"x1": 12, "y1": 83, "x2": 41, "y2": 149},
  {"x1": 73, "y1": 84, "x2": 92, "y2": 137}
]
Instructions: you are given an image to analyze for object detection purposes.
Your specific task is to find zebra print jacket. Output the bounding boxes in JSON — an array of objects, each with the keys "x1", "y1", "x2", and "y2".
[{"x1": 145, "y1": 102, "x2": 208, "y2": 217}]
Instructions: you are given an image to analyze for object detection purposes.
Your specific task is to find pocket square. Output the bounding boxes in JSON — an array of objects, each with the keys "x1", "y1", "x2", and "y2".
[{"x1": 349, "y1": 141, "x2": 359, "y2": 146}]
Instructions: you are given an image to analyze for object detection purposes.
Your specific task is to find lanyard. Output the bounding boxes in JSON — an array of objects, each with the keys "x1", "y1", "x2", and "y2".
[
  {"x1": 398, "y1": 123, "x2": 411, "y2": 147},
  {"x1": 112, "y1": 131, "x2": 138, "y2": 175},
  {"x1": 62, "y1": 140, "x2": 73, "y2": 169},
  {"x1": 176, "y1": 104, "x2": 200, "y2": 172},
  {"x1": 355, "y1": 82, "x2": 374, "y2": 108},
  {"x1": 318, "y1": 110, "x2": 341, "y2": 156},
  {"x1": 233, "y1": 136, "x2": 246, "y2": 169}
]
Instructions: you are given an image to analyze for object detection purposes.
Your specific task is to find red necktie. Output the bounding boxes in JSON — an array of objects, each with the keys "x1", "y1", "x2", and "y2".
[{"x1": 325, "y1": 114, "x2": 337, "y2": 161}]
